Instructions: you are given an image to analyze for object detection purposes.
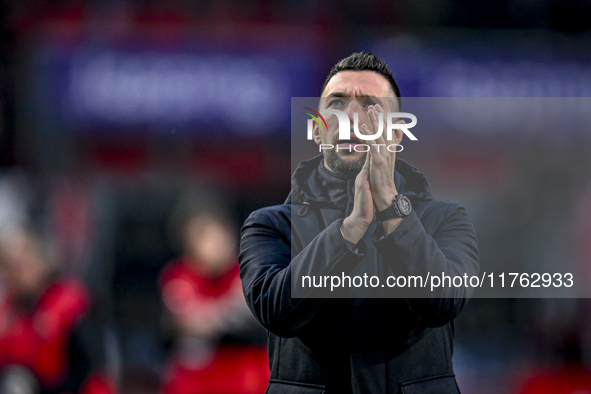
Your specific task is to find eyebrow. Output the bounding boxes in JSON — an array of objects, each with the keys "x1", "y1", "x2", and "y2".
[
  {"x1": 325, "y1": 91, "x2": 349, "y2": 98},
  {"x1": 325, "y1": 91, "x2": 383, "y2": 100},
  {"x1": 322, "y1": 93, "x2": 386, "y2": 110}
]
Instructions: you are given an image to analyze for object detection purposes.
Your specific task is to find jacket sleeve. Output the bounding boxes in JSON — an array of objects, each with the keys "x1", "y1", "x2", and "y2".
[
  {"x1": 239, "y1": 207, "x2": 364, "y2": 338},
  {"x1": 373, "y1": 201, "x2": 479, "y2": 327}
]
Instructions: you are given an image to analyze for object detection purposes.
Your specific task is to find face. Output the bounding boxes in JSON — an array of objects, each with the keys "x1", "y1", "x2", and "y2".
[
  {"x1": 0, "y1": 231, "x2": 48, "y2": 295},
  {"x1": 314, "y1": 71, "x2": 397, "y2": 176},
  {"x1": 184, "y1": 215, "x2": 236, "y2": 277}
]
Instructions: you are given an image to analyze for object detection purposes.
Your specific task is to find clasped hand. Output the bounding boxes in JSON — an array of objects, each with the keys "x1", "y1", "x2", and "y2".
[{"x1": 340, "y1": 104, "x2": 404, "y2": 244}]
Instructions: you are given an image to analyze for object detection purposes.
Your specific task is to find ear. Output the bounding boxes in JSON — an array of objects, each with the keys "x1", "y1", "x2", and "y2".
[
  {"x1": 312, "y1": 121, "x2": 322, "y2": 145},
  {"x1": 392, "y1": 119, "x2": 405, "y2": 144}
]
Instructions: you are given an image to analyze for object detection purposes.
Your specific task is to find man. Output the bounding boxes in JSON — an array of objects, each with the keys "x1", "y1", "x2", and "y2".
[
  {"x1": 239, "y1": 51, "x2": 479, "y2": 393},
  {"x1": 0, "y1": 226, "x2": 116, "y2": 394},
  {"x1": 159, "y1": 196, "x2": 269, "y2": 394}
]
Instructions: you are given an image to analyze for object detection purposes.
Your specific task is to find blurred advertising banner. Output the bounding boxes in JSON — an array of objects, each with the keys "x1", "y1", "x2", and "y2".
[
  {"x1": 66, "y1": 51, "x2": 289, "y2": 131},
  {"x1": 27, "y1": 39, "x2": 321, "y2": 137},
  {"x1": 368, "y1": 31, "x2": 591, "y2": 98}
]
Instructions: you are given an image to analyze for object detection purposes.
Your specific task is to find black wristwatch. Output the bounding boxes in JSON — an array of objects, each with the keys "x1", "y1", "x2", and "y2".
[{"x1": 376, "y1": 194, "x2": 412, "y2": 221}]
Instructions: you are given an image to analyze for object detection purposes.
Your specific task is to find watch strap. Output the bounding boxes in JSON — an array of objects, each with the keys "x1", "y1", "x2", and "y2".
[{"x1": 376, "y1": 194, "x2": 411, "y2": 221}]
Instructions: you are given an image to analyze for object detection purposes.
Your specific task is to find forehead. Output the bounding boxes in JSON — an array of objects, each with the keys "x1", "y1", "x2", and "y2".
[{"x1": 322, "y1": 70, "x2": 393, "y2": 98}]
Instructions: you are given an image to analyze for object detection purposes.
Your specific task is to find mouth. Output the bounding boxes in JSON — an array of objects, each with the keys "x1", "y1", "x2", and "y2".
[
  {"x1": 337, "y1": 137, "x2": 364, "y2": 152},
  {"x1": 337, "y1": 135, "x2": 363, "y2": 146}
]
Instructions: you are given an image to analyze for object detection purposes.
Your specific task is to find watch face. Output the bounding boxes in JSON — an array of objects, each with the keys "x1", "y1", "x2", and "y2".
[{"x1": 397, "y1": 196, "x2": 412, "y2": 215}]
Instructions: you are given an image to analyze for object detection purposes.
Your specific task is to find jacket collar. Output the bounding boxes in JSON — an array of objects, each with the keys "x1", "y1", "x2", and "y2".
[{"x1": 286, "y1": 154, "x2": 433, "y2": 208}]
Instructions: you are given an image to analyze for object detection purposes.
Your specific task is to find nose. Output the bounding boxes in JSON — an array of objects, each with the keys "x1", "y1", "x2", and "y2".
[{"x1": 344, "y1": 99, "x2": 363, "y2": 120}]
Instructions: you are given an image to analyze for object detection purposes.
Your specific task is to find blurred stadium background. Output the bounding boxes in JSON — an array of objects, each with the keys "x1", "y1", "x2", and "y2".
[{"x1": 1, "y1": 0, "x2": 591, "y2": 393}]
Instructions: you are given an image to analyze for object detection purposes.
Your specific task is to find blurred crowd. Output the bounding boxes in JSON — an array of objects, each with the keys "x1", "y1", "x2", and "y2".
[{"x1": 0, "y1": 174, "x2": 269, "y2": 394}]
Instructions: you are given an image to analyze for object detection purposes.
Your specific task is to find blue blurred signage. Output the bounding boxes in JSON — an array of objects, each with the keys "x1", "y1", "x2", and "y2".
[
  {"x1": 35, "y1": 45, "x2": 321, "y2": 136},
  {"x1": 370, "y1": 33, "x2": 591, "y2": 98}
]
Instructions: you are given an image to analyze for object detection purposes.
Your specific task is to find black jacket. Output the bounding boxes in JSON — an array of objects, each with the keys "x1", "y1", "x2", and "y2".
[{"x1": 239, "y1": 155, "x2": 479, "y2": 394}]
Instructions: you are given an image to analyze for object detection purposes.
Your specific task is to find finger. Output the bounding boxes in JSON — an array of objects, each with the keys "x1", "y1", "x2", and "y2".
[
  {"x1": 373, "y1": 106, "x2": 386, "y2": 145},
  {"x1": 362, "y1": 150, "x2": 371, "y2": 176},
  {"x1": 364, "y1": 122, "x2": 381, "y2": 158},
  {"x1": 356, "y1": 151, "x2": 371, "y2": 183},
  {"x1": 366, "y1": 124, "x2": 386, "y2": 164},
  {"x1": 367, "y1": 106, "x2": 379, "y2": 135},
  {"x1": 373, "y1": 105, "x2": 387, "y2": 148},
  {"x1": 366, "y1": 106, "x2": 387, "y2": 154}
]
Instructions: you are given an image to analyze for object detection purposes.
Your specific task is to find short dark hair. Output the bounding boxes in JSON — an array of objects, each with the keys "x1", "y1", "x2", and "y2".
[{"x1": 321, "y1": 51, "x2": 401, "y2": 110}]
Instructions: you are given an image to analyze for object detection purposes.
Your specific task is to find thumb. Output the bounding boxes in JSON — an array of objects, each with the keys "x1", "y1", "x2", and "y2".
[
  {"x1": 362, "y1": 151, "x2": 371, "y2": 175},
  {"x1": 355, "y1": 152, "x2": 371, "y2": 186}
]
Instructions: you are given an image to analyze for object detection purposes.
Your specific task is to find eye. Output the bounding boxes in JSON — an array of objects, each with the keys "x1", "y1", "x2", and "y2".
[
  {"x1": 363, "y1": 99, "x2": 376, "y2": 108},
  {"x1": 328, "y1": 99, "x2": 344, "y2": 108}
]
